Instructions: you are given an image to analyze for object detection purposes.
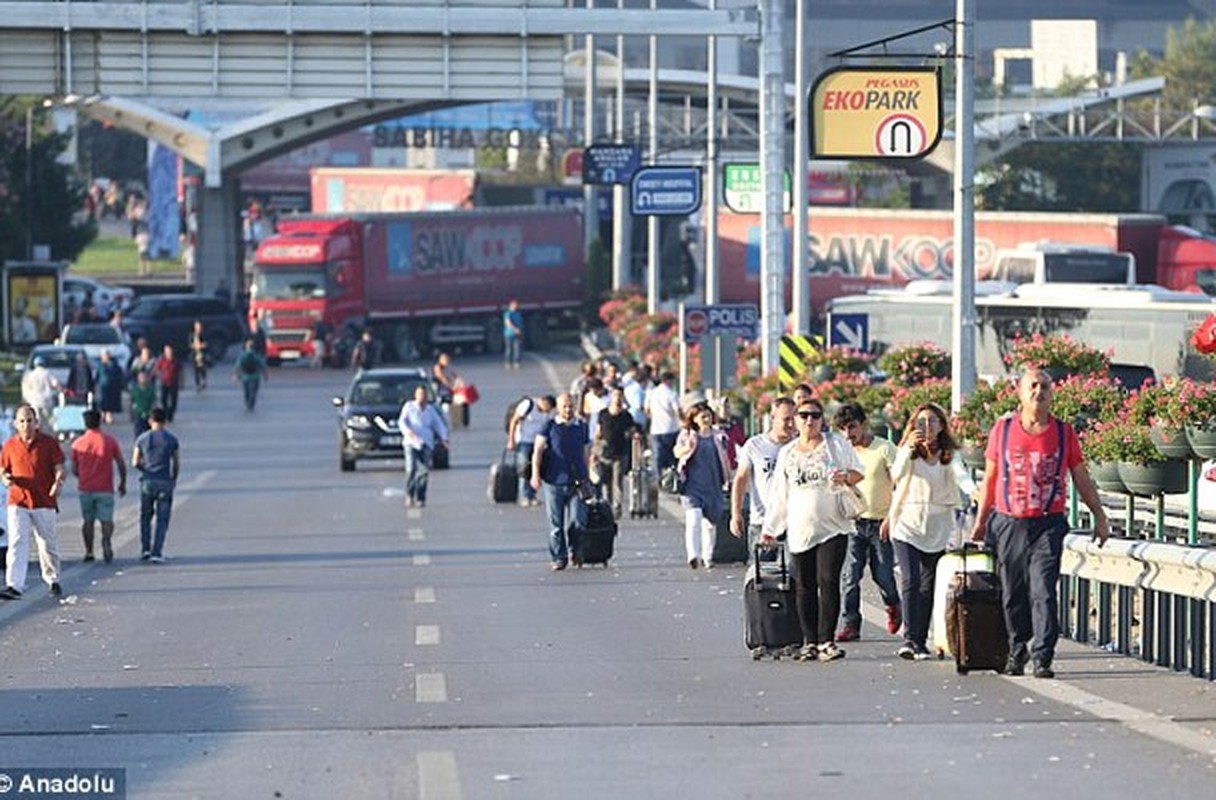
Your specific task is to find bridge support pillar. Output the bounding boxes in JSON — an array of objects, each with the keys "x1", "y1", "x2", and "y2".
[{"x1": 196, "y1": 178, "x2": 244, "y2": 312}]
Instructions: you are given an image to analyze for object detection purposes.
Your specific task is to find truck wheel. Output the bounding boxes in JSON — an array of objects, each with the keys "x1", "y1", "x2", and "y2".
[{"x1": 392, "y1": 324, "x2": 422, "y2": 361}]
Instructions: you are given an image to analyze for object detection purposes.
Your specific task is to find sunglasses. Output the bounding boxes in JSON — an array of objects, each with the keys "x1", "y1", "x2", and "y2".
[{"x1": 796, "y1": 410, "x2": 824, "y2": 420}]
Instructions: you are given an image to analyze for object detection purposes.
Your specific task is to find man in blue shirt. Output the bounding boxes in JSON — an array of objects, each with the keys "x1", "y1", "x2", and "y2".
[
  {"x1": 502, "y1": 299, "x2": 524, "y2": 370},
  {"x1": 397, "y1": 384, "x2": 449, "y2": 508},
  {"x1": 530, "y1": 392, "x2": 590, "y2": 570},
  {"x1": 131, "y1": 408, "x2": 180, "y2": 563}
]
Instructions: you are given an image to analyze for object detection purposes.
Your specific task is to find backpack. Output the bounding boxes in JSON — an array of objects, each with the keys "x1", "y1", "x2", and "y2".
[
  {"x1": 505, "y1": 396, "x2": 533, "y2": 434},
  {"x1": 239, "y1": 352, "x2": 260, "y2": 375}
]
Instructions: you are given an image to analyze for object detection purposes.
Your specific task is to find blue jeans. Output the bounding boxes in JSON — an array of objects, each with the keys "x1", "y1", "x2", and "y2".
[
  {"x1": 504, "y1": 336, "x2": 521, "y2": 366},
  {"x1": 542, "y1": 482, "x2": 580, "y2": 563},
  {"x1": 650, "y1": 432, "x2": 678, "y2": 474},
  {"x1": 891, "y1": 539, "x2": 942, "y2": 650},
  {"x1": 139, "y1": 478, "x2": 175, "y2": 557},
  {"x1": 515, "y1": 443, "x2": 536, "y2": 501},
  {"x1": 242, "y1": 378, "x2": 260, "y2": 410},
  {"x1": 839, "y1": 518, "x2": 901, "y2": 628},
  {"x1": 405, "y1": 446, "x2": 433, "y2": 503}
]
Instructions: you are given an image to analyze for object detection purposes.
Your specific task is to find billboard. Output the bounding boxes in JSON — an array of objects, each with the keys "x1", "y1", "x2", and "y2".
[
  {"x1": 310, "y1": 168, "x2": 476, "y2": 213},
  {"x1": 810, "y1": 67, "x2": 942, "y2": 160}
]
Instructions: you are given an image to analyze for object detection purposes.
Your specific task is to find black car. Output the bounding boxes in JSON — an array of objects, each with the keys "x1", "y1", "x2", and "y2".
[
  {"x1": 121, "y1": 294, "x2": 246, "y2": 362},
  {"x1": 334, "y1": 367, "x2": 440, "y2": 472}
]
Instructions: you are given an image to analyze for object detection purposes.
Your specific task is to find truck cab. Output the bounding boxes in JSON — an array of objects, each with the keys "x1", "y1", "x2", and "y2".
[
  {"x1": 990, "y1": 243, "x2": 1136, "y2": 286},
  {"x1": 250, "y1": 219, "x2": 364, "y2": 363}
]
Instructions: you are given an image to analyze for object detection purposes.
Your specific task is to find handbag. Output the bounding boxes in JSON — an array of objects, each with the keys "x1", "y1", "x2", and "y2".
[{"x1": 833, "y1": 483, "x2": 866, "y2": 520}]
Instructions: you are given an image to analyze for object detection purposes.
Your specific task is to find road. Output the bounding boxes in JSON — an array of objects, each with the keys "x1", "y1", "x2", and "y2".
[{"x1": 0, "y1": 348, "x2": 1212, "y2": 799}]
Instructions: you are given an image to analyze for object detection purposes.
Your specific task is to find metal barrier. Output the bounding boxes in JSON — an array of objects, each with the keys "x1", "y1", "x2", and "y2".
[{"x1": 1059, "y1": 533, "x2": 1216, "y2": 680}]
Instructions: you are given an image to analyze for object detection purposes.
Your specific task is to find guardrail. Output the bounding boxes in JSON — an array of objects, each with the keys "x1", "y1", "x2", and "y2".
[{"x1": 1059, "y1": 532, "x2": 1216, "y2": 680}]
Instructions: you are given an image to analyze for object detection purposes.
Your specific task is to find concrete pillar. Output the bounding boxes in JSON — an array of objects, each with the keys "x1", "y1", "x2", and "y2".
[{"x1": 195, "y1": 177, "x2": 243, "y2": 307}]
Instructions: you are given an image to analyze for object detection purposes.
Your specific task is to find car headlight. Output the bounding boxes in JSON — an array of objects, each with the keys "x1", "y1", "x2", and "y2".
[{"x1": 345, "y1": 414, "x2": 372, "y2": 430}]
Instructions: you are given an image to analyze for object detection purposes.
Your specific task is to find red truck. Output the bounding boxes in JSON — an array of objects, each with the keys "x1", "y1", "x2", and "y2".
[
  {"x1": 249, "y1": 207, "x2": 585, "y2": 362},
  {"x1": 714, "y1": 209, "x2": 1216, "y2": 314}
]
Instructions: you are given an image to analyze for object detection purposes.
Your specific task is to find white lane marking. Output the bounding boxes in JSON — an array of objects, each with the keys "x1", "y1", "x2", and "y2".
[
  {"x1": 413, "y1": 553, "x2": 431, "y2": 566},
  {"x1": 415, "y1": 625, "x2": 441, "y2": 646},
  {"x1": 415, "y1": 672, "x2": 448, "y2": 703},
  {"x1": 861, "y1": 598, "x2": 1216, "y2": 758},
  {"x1": 532, "y1": 352, "x2": 566, "y2": 394},
  {"x1": 408, "y1": 527, "x2": 425, "y2": 541},
  {"x1": 407, "y1": 508, "x2": 422, "y2": 520},
  {"x1": 417, "y1": 750, "x2": 463, "y2": 800},
  {"x1": 415, "y1": 586, "x2": 436, "y2": 604}
]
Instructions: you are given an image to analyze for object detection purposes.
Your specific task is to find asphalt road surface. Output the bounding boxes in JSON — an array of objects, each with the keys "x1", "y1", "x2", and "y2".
[{"x1": 0, "y1": 348, "x2": 1213, "y2": 799}]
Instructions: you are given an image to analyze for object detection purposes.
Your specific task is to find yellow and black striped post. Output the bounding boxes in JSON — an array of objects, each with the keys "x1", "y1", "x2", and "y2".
[{"x1": 778, "y1": 334, "x2": 819, "y2": 389}]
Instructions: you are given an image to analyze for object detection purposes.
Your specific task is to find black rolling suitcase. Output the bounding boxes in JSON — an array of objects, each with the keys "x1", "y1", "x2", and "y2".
[
  {"x1": 744, "y1": 545, "x2": 801, "y2": 659},
  {"x1": 431, "y1": 441, "x2": 450, "y2": 470},
  {"x1": 945, "y1": 544, "x2": 1010, "y2": 674},
  {"x1": 488, "y1": 450, "x2": 518, "y2": 504},
  {"x1": 569, "y1": 497, "x2": 618, "y2": 567},
  {"x1": 627, "y1": 439, "x2": 659, "y2": 519},
  {"x1": 711, "y1": 499, "x2": 748, "y2": 565}
]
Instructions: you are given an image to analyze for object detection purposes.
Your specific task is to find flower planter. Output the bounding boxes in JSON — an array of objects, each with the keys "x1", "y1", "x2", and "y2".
[
  {"x1": 1116, "y1": 459, "x2": 1189, "y2": 497},
  {"x1": 1088, "y1": 461, "x2": 1127, "y2": 494},
  {"x1": 1149, "y1": 424, "x2": 1196, "y2": 461},
  {"x1": 1185, "y1": 424, "x2": 1216, "y2": 460}
]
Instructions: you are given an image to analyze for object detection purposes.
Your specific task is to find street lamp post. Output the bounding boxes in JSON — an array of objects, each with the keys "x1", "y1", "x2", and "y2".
[{"x1": 25, "y1": 103, "x2": 33, "y2": 261}]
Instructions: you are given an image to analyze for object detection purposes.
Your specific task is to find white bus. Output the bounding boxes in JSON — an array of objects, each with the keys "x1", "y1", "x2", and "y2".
[{"x1": 826, "y1": 281, "x2": 1216, "y2": 382}]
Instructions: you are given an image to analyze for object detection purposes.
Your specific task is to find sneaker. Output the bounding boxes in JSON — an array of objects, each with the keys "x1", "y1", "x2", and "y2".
[
  {"x1": 1033, "y1": 662, "x2": 1055, "y2": 679},
  {"x1": 688, "y1": 559, "x2": 699, "y2": 570},
  {"x1": 49, "y1": 582, "x2": 62, "y2": 598},
  {"x1": 886, "y1": 604, "x2": 903, "y2": 635},
  {"x1": 518, "y1": 498, "x2": 531, "y2": 508},
  {"x1": 897, "y1": 641, "x2": 917, "y2": 661},
  {"x1": 794, "y1": 643, "x2": 818, "y2": 662},
  {"x1": 1004, "y1": 653, "x2": 1029, "y2": 676},
  {"x1": 817, "y1": 642, "x2": 846, "y2": 662},
  {"x1": 913, "y1": 644, "x2": 934, "y2": 661},
  {"x1": 150, "y1": 555, "x2": 166, "y2": 564},
  {"x1": 551, "y1": 561, "x2": 567, "y2": 571},
  {"x1": 0, "y1": 586, "x2": 22, "y2": 600},
  {"x1": 82, "y1": 554, "x2": 95, "y2": 563},
  {"x1": 836, "y1": 624, "x2": 860, "y2": 642},
  {"x1": 140, "y1": 552, "x2": 151, "y2": 561}
]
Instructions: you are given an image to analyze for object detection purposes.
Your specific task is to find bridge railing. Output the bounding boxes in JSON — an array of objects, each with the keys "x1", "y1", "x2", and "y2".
[{"x1": 1059, "y1": 533, "x2": 1216, "y2": 680}]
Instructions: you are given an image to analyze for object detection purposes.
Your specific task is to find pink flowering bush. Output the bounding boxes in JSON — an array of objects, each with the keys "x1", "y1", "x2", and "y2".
[
  {"x1": 805, "y1": 345, "x2": 874, "y2": 379},
  {"x1": 1149, "y1": 377, "x2": 1216, "y2": 433},
  {"x1": 1081, "y1": 412, "x2": 1165, "y2": 465},
  {"x1": 1005, "y1": 333, "x2": 1110, "y2": 376},
  {"x1": 951, "y1": 377, "x2": 1019, "y2": 445},
  {"x1": 1050, "y1": 374, "x2": 1125, "y2": 432},
  {"x1": 886, "y1": 378, "x2": 952, "y2": 435},
  {"x1": 877, "y1": 342, "x2": 950, "y2": 386}
]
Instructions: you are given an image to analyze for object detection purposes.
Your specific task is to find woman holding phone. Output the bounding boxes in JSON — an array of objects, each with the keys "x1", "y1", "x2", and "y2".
[{"x1": 882, "y1": 402, "x2": 974, "y2": 661}]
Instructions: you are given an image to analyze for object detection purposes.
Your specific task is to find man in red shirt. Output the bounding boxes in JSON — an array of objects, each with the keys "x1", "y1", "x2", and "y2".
[
  {"x1": 970, "y1": 368, "x2": 1111, "y2": 679},
  {"x1": 0, "y1": 404, "x2": 67, "y2": 599},
  {"x1": 154, "y1": 344, "x2": 182, "y2": 422},
  {"x1": 70, "y1": 409, "x2": 127, "y2": 564}
]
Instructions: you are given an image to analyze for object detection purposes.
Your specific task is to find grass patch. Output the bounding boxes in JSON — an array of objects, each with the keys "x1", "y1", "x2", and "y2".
[
  {"x1": 72, "y1": 235, "x2": 182, "y2": 277},
  {"x1": 0, "y1": 351, "x2": 25, "y2": 409}
]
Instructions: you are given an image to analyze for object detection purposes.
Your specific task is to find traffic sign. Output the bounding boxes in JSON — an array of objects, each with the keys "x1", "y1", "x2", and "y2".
[
  {"x1": 809, "y1": 66, "x2": 942, "y2": 160},
  {"x1": 722, "y1": 163, "x2": 792, "y2": 214},
  {"x1": 681, "y1": 303, "x2": 759, "y2": 344},
  {"x1": 582, "y1": 144, "x2": 642, "y2": 185},
  {"x1": 829, "y1": 313, "x2": 869, "y2": 351},
  {"x1": 631, "y1": 166, "x2": 702, "y2": 216},
  {"x1": 778, "y1": 334, "x2": 820, "y2": 389}
]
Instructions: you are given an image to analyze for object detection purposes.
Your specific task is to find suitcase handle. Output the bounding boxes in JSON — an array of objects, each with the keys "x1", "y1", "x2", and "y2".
[{"x1": 754, "y1": 543, "x2": 787, "y2": 580}]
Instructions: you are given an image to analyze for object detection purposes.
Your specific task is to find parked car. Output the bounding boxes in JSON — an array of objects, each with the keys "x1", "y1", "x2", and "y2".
[
  {"x1": 57, "y1": 323, "x2": 132, "y2": 367},
  {"x1": 120, "y1": 294, "x2": 245, "y2": 361},
  {"x1": 62, "y1": 275, "x2": 135, "y2": 319},
  {"x1": 333, "y1": 367, "x2": 438, "y2": 472},
  {"x1": 23, "y1": 344, "x2": 90, "y2": 387}
]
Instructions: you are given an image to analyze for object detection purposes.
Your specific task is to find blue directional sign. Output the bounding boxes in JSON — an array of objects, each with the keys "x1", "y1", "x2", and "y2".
[
  {"x1": 828, "y1": 313, "x2": 869, "y2": 351},
  {"x1": 683, "y1": 303, "x2": 760, "y2": 345},
  {"x1": 582, "y1": 144, "x2": 642, "y2": 185},
  {"x1": 630, "y1": 166, "x2": 703, "y2": 216}
]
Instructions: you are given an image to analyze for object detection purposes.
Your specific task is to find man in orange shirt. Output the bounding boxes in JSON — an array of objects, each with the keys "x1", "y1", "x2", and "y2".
[
  {"x1": 0, "y1": 404, "x2": 67, "y2": 599},
  {"x1": 70, "y1": 409, "x2": 127, "y2": 564}
]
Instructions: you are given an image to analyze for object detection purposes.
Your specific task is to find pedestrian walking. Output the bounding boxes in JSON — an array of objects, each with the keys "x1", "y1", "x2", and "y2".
[
  {"x1": 189, "y1": 320, "x2": 209, "y2": 391},
  {"x1": 969, "y1": 367, "x2": 1111, "y2": 678},
  {"x1": 833, "y1": 402, "x2": 903, "y2": 642},
  {"x1": 350, "y1": 329, "x2": 381, "y2": 371},
  {"x1": 644, "y1": 370, "x2": 681, "y2": 475},
  {"x1": 233, "y1": 339, "x2": 269, "y2": 411},
  {"x1": 761, "y1": 398, "x2": 863, "y2": 663},
  {"x1": 153, "y1": 345, "x2": 181, "y2": 422},
  {"x1": 70, "y1": 409, "x2": 127, "y2": 564},
  {"x1": 530, "y1": 392, "x2": 590, "y2": 570},
  {"x1": 129, "y1": 370, "x2": 155, "y2": 437},
  {"x1": 673, "y1": 402, "x2": 733, "y2": 569},
  {"x1": 507, "y1": 394, "x2": 554, "y2": 507},
  {"x1": 502, "y1": 299, "x2": 524, "y2": 369},
  {"x1": 730, "y1": 396, "x2": 796, "y2": 554},
  {"x1": 593, "y1": 387, "x2": 640, "y2": 518},
  {"x1": 65, "y1": 351, "x2": 95, "y2": 405},
  {"x1": 0, "y1": 405, "x2": 66, "y2": 599},
  {"x1": 20, "y1": 356, "x2": 59, "y2": 432},
  {"x1": 96, "y1": 350, "x2": 125, "y2": 425},
  {"x1": 132, "y1": 408, "x2": 180, "y2": 563},
  {"x1": 882, "y1": 402, "x2": 974, "y2": 660},
  {"x1": 397, "y1": 384, "x2": 449, "y2": 508}
]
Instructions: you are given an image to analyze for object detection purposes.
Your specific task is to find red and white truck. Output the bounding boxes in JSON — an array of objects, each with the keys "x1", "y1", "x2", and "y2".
[
  {"x1": 310, "y1": 167, "x2": 477, "y2": 214},
  {"x1": 714, "y1": 209, "x2": 1216, "y2": 314},
  {"x1": 249, "y1": 207, "x2": 585, "y2": 362}
]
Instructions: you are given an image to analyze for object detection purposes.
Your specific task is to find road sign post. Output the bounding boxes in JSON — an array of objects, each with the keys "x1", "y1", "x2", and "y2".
[{"x1": 630, "y1": 166, "x2": 702, "y2": 216}]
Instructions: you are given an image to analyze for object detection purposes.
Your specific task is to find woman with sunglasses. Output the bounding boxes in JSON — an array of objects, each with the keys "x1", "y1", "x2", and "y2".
[
  {"x1": 673, "y1": 402, "x2": 734, "y2": 569},
  {"x1": 882, "y1": 402, "x2": 974, "y2": 661},
  {"x1": 762, "y1": 399, "x2": 863, "y2": 662}
]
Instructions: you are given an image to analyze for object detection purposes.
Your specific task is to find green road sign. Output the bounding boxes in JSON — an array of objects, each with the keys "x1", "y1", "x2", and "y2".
[{"x1": 722, "y1": 163, "x2": 792, "y2": 214}]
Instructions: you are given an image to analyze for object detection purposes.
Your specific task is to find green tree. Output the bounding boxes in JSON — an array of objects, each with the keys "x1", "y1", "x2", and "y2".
[
  {"x1": 978, "y1": 141, "x2": 1141, "y2": 212},
  {"x1": 0, "y1": 97, "x2": 94, "y2": 265},
  {"x1": 1130, "y1": 18, "x2": 1216, "y2": 108}
]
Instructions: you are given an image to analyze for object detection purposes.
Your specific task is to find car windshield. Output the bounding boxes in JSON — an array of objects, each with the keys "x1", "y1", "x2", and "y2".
[
  {"x1": 124, "y1": 300, "x2": 158, "y2": 319},
  {"x1": 33, "y1": 349, "x2": 81, "y2": 369},
  {"x1": 350, "y1": 377, "x2": 430, "y2": 406},
  {"x1": 252, "y1": 268, "x2": 327, "y2": 300},
  {"x1": 64, "y1": 325, "x2": 122, "y2": 345}
]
